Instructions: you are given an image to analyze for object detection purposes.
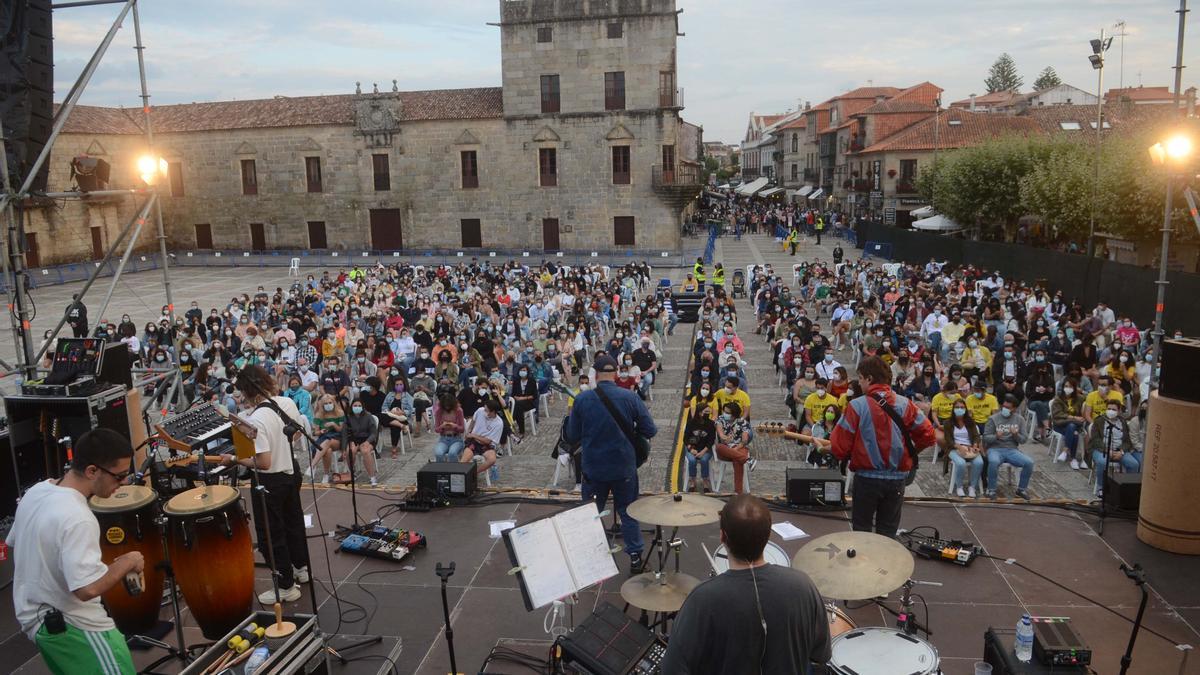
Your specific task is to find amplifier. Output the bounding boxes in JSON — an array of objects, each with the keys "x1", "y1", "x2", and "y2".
[
  {"x1": 1159, "y1": 338, "x2": 1200, "y2": 403},
  {"x1": 1104, "y1": 472, "x2": 1142, "y2": 512},
  {"x1": 984, "y1": 627, "x2": 1088, "y2": 674},
  {"x1": 98, "y1": 342, "x2": 132, "y2": 389},
  {"x1": 786, "y1": 467, "x2": 845, "y2": 506},
  {"x1": 1032, "y1": 618, "x2": 1091, "y2": 667},
  {"x1": 416, "y1": 461, "x2": 477, "y2": 502},
  {"x1": 559, "y1": 603, "x2": 667, "y2": 675}
]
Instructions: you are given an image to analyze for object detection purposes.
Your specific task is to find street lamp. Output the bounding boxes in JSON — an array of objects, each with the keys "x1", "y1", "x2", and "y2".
[
  {"x1": 1086, "y1": 32, "x2": 1113, "y2": 259},
  {"x1": 137, "y1": 155, "x2": 168, "y2": 185},
  {"x1": 1147, "y1": 130, "x2": 1194, "y2": 390}
]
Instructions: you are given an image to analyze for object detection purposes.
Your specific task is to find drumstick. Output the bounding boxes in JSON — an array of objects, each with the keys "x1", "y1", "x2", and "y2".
[{"x1": 200, "y1": 649, "x2": 233, "y2": 675}]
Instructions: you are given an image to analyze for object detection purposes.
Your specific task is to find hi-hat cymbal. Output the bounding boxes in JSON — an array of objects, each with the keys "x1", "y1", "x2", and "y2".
[
  {"x1": 791, "y1": 531, "x2": 914, "y2": 600},
  {"x1": 626, "y1": 493, "x2": 724, "y2": 527},
  {"x1": 620, "y1": 572, "x2": 701, "y2": 613}
]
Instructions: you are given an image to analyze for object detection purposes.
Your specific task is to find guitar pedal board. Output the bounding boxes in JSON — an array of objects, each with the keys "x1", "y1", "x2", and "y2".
[
  {"x1": 337, "y1": 525, "x2": 426, "y2": 562},
  {"x1": 916, "y1": 537, "x2": 983, "y2": 566}
]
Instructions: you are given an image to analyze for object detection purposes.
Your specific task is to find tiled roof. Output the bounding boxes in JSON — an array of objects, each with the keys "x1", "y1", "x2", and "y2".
[
  {"x1": 1105, "y1": 86, "x2": 1174, "y2": 102},
  {"x1": 779, "y1": 116, "x2": 807, "y2": 130},
  {"x1": 758, "y1": 114, "x2": 788, "y2": 127},
  {"x1": 57, "y1": 87, "x2": 505, "y2": 135},
  {"x1": 1022, "y1": 103, "x2": 1178, "y2": 135},
  {"x1": 949, "y1": 90, "x2": 1022, "y2": 108},
  {"x1": 837, "y1": 86, "x2": 902, "y2": 100},
  {"x1": 859, "y1": 108, "x2": 1041, "y2": 153}
]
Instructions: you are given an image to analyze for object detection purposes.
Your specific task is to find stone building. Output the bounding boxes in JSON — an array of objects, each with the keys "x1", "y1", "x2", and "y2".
[{"x1": 19, "y1": 0, "x2": 701, "y2": 267}]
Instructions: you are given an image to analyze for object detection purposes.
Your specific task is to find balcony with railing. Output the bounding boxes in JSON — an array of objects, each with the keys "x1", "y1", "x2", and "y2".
[
  {"x1": 659, "y1": 87, "x2": 685, "y2": 109},
  {"x1": 652, "y1": 163, "x2": 702, "y2": 208}
]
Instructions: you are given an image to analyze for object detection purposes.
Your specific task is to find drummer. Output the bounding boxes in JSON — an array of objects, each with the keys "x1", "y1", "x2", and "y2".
[
  {"x1": 662, "y1": 495, "x2": 831, "y2": 674},
  {"x1": 6, "y1": 428, "x2": 142, "y2": 674}
]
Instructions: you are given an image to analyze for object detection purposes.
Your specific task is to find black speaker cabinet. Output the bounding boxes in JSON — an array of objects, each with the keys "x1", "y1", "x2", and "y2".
[
  {"x1": 1159, "y1": 338, "x2": 1200, "y2": 403},
  {"x1": 416, "y1": 461, "x2": 477, "y2": 502},
  {"x1": 1104, "y1": 472, "x2": 1142, "y2": 512},
  {"x1": 98, "y1": 341, "x2": 133, "y2": 388}
]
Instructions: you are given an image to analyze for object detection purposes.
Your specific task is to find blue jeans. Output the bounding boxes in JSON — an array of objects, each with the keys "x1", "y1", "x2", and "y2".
[
  {"x1": 667, "y1": 313, "x2": 678, "y2": 335},
  {"x1": 1092, "y1": 450, "x2": 1141, "y2": 488},
  {"x1": 949, "y1": 452, "x2": 984, "y2": 489},
  {"x1": 638, "y1": 371, "x2": 654, "y2": 398},
  {"x1": 1027, "y1": 400, "x2": 1050, "y2": 426},
  {"x1": 987, "y1": 447, "x2": 1034, "y2": 491},
  {"x1": 685, "y1": 450, "x2": 711, "y2": 478},
  {"x1": 927, "y1": 332, "x2": 942, "y2": 355},
  {"x1": 434, "y1": 436, "x2": 463, "y2": 462},
  {"x1": 582, "y1": 474, "x2": 643, "y2": 557},
  {"x1": 1053, "y1": 422, "x2": 1081, "y2": 459}
]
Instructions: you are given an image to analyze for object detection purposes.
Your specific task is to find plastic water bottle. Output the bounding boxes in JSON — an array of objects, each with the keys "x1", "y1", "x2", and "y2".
[
  {"x1": 1014, "y1": 614, "x2": 1034, "y2": 663},
  {"x1": 243, "y1": 645, "x2": 270, "y2": 675}
]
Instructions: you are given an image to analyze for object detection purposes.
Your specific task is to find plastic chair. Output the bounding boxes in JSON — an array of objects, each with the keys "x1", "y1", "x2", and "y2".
[
  {"x1": 712, "y1": 456, "x2": 750, "y2": 493},
  {"x1": 472, "y1": 455, "x2": 492, "y2": 487},
  {"x1": 1047, "y1": 430, "x2": 1063, "y2": 460},
  {"x1": 288, "y1": 258, "x2": 300, "y2": 276}
]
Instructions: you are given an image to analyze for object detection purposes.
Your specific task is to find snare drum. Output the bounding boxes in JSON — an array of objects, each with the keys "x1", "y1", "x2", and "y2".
[
  {"x1": 90, "y1": 485, "x2": 165, "y2": 636},
  {"x1": 826, "y1": 603, "x2": 856, "y2": 638},
  {"x1": 163, "y1": 485, "x2": 255, "y2": 640},
  {"x1": 712, "y1": 541, "x2": 789, "y2": 574},
  {"x1": 829, "y1": 627, "x2": 940, "y2": 675}
]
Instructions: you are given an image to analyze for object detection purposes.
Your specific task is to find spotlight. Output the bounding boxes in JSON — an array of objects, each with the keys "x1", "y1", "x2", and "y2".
[{"x1": 138, "y1": 155, "x2": 168, "y2": 185}]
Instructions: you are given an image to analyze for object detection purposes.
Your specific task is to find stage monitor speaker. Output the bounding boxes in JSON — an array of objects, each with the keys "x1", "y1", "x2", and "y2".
[
  {"x1": 416, "y1": 461, "x2": 477, "y2": 502},
  {"x1": 786, "y1": 467, "x2": 845, "y2": 506},
  {"x1": 1158, "y1": 338, "x2": 1200, "y2": 403},
  {"x1": 1, "y1": 0, "x2": 54, "y2": 194},
  {"x1": 98, "y1": 341, "x2": 133, "y2": 388},
  {"x1": 1104, "y1": 471, "x2": 1142, "y2": 512}
]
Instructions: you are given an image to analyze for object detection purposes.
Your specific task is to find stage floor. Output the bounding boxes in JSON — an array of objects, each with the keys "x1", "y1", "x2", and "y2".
[{"x1": 3, "y1": 486, "x2": 1199, "y2": 675}]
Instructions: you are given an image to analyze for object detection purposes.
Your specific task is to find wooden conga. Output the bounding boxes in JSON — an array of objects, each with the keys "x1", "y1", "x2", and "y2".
[
  {"x1": 1137, "y1": 391, "x2": 1200, "y2": 554},
  {"x1": 90, "y1": 485, "x2": 165, "y2": 636}
]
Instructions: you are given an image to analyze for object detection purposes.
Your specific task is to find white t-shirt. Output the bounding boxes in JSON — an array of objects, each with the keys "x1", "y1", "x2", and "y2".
[
  {"x1": 247, "y1": 396, "x2": 301, "y2": 474},
  {"x1": 6, "y1": 480, "x2": 113, "y2": 639},
  {"x1": 469, "y1": 407, "x2": 504, "y2": 445}
]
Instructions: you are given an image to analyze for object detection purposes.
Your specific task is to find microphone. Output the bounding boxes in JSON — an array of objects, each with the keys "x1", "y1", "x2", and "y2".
[{"x1": 128, "y1": 435, "x2": 160, "y2": 484}]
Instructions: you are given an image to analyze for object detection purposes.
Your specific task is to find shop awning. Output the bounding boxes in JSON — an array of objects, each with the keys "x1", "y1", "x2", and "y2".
[
  {"x1": 910, "y1": 205, "x2": 935, "y2": 218},
  {"x1": 807, "y1": 188, "x2": 824, "y2": 200},
  {"x1": 736, "y1": 177, "x2": 769, "y2": 195},
  {"x1": 911, "y1": 214, "x2": 964, "y2": 232},
  {"x1": 797, "y1": 185, "x2": 814, "y2": 196},
  {"x1": 758, "y1": 187, "x2": 784, "y2": 197}
]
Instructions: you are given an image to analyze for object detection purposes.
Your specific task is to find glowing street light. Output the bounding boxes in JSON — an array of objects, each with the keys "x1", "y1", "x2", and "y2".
[
  {"x1": 1149, "y1": 130, "x2": 1194, "y2": 390},
  {"x1": 1148, "y1": 134, "x2": 1195, "y2": 166},
  {"x1": 137, "y1": 155, "x2": 168, "y2": 185}
]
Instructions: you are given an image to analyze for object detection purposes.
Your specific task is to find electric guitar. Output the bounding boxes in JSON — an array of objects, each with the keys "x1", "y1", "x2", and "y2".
[{"x1": 755, "y1": 422, "x2": 832, "y2": 449}]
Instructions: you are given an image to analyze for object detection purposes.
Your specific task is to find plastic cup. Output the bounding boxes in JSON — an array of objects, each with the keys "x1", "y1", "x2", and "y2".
[{"x1": 974, "y1": 663, "x2": 993, "y2": 675}]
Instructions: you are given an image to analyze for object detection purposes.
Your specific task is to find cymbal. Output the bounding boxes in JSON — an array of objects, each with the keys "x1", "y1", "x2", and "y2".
[
  {"x1": 626, "y1": 493, "x2": 724, "y2": 527},
  {"x1": 620, "y1": 572, "x2": 701, "y2": 613},
  {"x1": 791, "y1": 531, "x2": 914, "y2": 600}
]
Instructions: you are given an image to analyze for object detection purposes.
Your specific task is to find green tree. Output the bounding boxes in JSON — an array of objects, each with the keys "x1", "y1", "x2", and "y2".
[
  {"x1": 1032, "y1": 66, "x2": 1062, "y2": 91},
  {"x1": 984, "y1": 53, "x2": 1024, "y2": 93},
  {"x1": 918, "y1": 135, "x2": 1045, "y2": 239}
]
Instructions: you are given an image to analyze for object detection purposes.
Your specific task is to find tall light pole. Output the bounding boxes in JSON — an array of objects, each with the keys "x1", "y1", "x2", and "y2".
[
  {"x1": 1113, "y1": 20, "x2": 1128, "y2": 91},
  {"x1": 1148, "y1": 0, "x2": 1191, "y2": 392},
  {"x1": 1087, "y1": 31, "x2": 1113, "y2": 259}
]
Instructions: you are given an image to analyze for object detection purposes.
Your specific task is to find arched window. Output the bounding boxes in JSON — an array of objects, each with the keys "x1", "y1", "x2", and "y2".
[{"x1": 791, "y1": 133, "x2": 799, "y2": 153}]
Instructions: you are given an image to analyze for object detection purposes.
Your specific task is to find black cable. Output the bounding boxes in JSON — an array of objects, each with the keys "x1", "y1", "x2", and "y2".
[
  {"x1": 978, "y1": 554, "x2": 1189, "y2": 647},
  {"x1": 911, "y1": 592, "x2": 930, "y2": 637}
]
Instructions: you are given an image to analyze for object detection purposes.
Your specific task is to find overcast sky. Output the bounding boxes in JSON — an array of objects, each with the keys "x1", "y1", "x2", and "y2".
[{"x1": 55, "y1": 0, "x2": 1196, "y2": 144}]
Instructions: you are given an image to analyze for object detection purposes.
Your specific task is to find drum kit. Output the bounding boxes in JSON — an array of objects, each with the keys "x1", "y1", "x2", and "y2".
[
  {"x1": 89, "y1": 483, "x2": 256, "y2": 652},
  {"x1": 617, "y1": 493, "x2": 943, "y2": 674}
]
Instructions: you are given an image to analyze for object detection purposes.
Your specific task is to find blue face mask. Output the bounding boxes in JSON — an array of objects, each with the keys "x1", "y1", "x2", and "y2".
[
  {"x1": 953, "y1": 408, "x2": 966, "y2": 417},
  {"x1": 1000, "y1": 408, "x2": 1012, "y2": 418}
]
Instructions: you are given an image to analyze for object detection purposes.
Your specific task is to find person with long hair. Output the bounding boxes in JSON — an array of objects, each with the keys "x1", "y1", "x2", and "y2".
[
  {"x1": 942, "y1": 399, "x2": 983, "y2": 497},
  {"x1": 433, "y1": 394, "x2": 466, "y2": 462},
  {"x1": 683, "y1": 400, "x2": 717, "y2": 493},
  {"x1": 221, "y1": 365, "x2": 310, "y2": 604},
  {"x1": 311, "y1": 393, "x2": 345, "y2": 484}
]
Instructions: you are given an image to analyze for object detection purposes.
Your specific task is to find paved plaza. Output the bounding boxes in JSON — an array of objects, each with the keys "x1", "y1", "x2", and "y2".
[{"x1": 5, "y1": 231, "x2": 1106, "y2": 504}]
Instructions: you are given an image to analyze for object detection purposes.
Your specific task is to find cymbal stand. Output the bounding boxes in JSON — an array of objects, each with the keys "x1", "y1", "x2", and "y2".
[
  {"x1": 137, "y1": 461, "x2": 194, "y2": 674},
  {"x1": 888, "y1": 579, "x2": 941, "y2": 638}
]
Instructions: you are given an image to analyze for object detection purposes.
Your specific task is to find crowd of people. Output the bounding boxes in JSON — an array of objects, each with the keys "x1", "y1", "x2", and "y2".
[{"x1": 68, "y1": 259, "x2": 674, "y2": 487}]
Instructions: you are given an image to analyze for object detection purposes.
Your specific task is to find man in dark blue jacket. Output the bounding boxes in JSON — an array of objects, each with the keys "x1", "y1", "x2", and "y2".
[{"x1": 565, "y1": 354, "x2": 657, "y2": 574}]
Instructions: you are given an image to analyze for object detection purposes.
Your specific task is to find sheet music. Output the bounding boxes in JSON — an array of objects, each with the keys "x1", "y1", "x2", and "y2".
[
  {"x1": 507, "y1": 517, "x2": 575, "y2": 609},
  {"x1": 555, "y1": 503, "x2": 619, "y2": 590}
]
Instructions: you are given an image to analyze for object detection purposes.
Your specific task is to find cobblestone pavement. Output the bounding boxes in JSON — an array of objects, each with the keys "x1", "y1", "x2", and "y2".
[{"x1": 12, "y1": 240, "x2": 1106, "y2": 503}]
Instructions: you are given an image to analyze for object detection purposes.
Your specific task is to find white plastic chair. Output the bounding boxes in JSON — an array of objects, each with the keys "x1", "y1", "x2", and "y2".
[
  {"x1": 713, "y1": 456, "x2": 751, "y2": 493},
  {"x1": 288, "y1": 258, "x2": 300, "y2": 276},
  {"x1": 472, "y1": 455, "x2": 492, "y2": 487},
  {"x1": 1047, "y1": 430, "x2": 1063, "y2": 460}
]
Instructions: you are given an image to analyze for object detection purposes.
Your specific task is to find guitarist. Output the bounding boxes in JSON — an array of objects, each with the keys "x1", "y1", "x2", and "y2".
[
  {"x1": 564, "y1": 355, "x2": 657, "y2": 576},
  {"x1": 830, "y1": 356, "x2": 938, "y2": 538}
]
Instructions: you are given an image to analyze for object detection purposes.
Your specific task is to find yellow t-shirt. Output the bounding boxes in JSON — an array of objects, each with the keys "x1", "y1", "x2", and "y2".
[
  {"x1": 714, "y1": 388, "x2": 751, "y2": 418},
  {"x1": 802, "y1": 392, "x2": 840, "y2": 424},
  {"x1": 930, "y1": 392, "x2": 962, "y2": 423},
  {"x1": 965, "y1": 393, "x2": 999, "y2": 424},
  {"x1": 960, "y1": 345, "x2": 993, "y2": 371},
  {"x1": 1084, "y1": 389, "x2": 1125, "y2": 421}
]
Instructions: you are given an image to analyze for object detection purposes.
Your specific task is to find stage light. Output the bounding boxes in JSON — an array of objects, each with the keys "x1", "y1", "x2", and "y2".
[
  {"x1": 1149, "y1": 134, "x2": 1194, "y2": 166},
  {"x1": 138, "y1": 155, "x2": 168, "y2": 185}
]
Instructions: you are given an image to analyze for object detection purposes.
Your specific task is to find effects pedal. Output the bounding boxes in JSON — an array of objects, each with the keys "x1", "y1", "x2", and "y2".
[
  {"x1": 337, "y1": 525, "x2": 426, "y2": 562},
  {"x1": 916, "y1": 537, "x2": 982, "y2": 566}
]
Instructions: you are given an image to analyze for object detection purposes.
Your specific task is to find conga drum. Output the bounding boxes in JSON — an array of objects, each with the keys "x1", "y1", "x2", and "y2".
[
  {"x1": 90, "y1": 485, "x2": 165, "y2": 636},
  {"x1": 163, "y1": 485, "x2": 255, "y2": 639}
]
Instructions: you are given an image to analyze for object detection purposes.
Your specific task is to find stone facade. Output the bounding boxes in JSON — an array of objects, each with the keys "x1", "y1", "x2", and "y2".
[{"x1": 19, "y1": 0, "x2": 699, "y2": 266}]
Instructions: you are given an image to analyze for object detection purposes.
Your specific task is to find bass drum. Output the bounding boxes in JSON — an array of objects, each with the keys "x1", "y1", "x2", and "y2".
[
  {"x1": 163, "y1": 485, "x2": 255, "y2": 640},
  {"x1": 89, "y1": 485, "x2": 165, "y2": 636},
  {"x1": 829, "y1": 627, "x2": 940, "y2": 675}
]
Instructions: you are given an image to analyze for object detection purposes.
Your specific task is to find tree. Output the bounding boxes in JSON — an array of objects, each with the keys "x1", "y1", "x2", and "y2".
[
  {"x1": 1032, "y1": 66, "x2": 1062, "y2": 91},
  {"x1": 984, "y1": 53, "x2": 1024, "y2": 93}
]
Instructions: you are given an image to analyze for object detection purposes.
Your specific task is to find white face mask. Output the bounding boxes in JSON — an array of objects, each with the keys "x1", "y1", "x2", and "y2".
[
  {"x1": 1063, "y1": 387, "x2": 1074, "y2": 395},
  {"x1": 1105, "y1": 409, "x2": 1119, "y2": 420},
  {"x1": 323, "y1": 403, "x2": 335, "y2": 412}
]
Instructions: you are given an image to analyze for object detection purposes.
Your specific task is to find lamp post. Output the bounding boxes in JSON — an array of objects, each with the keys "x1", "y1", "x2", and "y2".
[{"x1": 1087, "y1": 31, "x2": 1112, "y2": 259}]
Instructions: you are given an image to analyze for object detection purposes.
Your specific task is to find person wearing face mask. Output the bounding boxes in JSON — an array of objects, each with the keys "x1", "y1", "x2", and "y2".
[
  {"x1": 1050, "y1": 377, "x2": 1088, "y2": 467},
  {"x1": 941, "y1": 400, "x2": 983, "y2": 497},
  {"x1": 683, "y1": 402, "x2": 717, "y2": 493},
  {"x1": 814, "y1": 351, "x2": 841, "y2": 381},
  {"x1": 982, "y1": 395, "x2": 1034, "y2": 500},
  {"x1": 381, "y1": 376, "x2": 414, "y2": 456},
  {"x1": 906, "y1": 365, "x2": 941, "y2": 416},
  {"x1": 802, "y1": 378, "x2": 839, "y2": 432},
  {"x1": 714, "y1": 376, "x2": 752, "y2": 425},
  {"x1": 311, "y1": 395, "x2": 346, "y2": 483},
  {"x1": 715, "y1": 402, "x2": 753, "y2": 494},
  {"x1": 965, "y1": 379, "x2": 999, "y2": 436},
  {"x1": 959, "y1": 335, "x2": 993, "y2": 386},
  {"x1": 349, "y1": 351, "x2": 378, "y2": 388},
  {"x1": 1083, "y1": 375, "x2": 1124, "y2": 424},
  {"x1": 1089, "y1": 399, "x2": 1140, "y2": 496},
  {"x1": 284, "y1": 375, "x2": 313, "y2": 422},
  {"x1": 509, "y1": 365, "x2": 539, "y2": 436},
  {"x1": 344, "y1": 400, "x2": 380, "y2": 486},
  {"x1": 1024, "y1": 349, "x2": 1055, "y2": 442},
  {"x1": 691, "y1": 354, "x2": 719, "y2": 398},
  {"x1": 1102, "y1": 349, "x2": 1139, "y2": 403}
]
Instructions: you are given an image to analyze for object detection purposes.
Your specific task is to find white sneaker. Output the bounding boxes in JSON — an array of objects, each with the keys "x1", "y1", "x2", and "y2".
[
  {"x1": 1055, "y1": 451, "x2": 1068, "y2": 463},
  {"x1": 747, "y1": 458, "x2": 759, "y2": 471},
  {"x1": 955, "y1": 486, "x2": 965, "y2": 497},
  {"x1": 293, "y1": 566, "x2": 310, "y2": 584},
  {"x1": 1069, "y1": 459, "x2": 1081, "y2": 470},
  {"x1": 258, "y1": 584, "x2": 300, "y2": 604},
  {"x1": 968, "y1": 486, "x2": 977, "y2": 498},
  {"x1": 324, "y1": 475, "x2": 333, "y2": 485},
  {"x1": 369, "y1": 477, "x2": 378, "y2": 487}
]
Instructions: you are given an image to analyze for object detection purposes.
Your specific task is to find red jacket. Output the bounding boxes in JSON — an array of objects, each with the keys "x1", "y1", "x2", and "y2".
[{"x1": 831, "y1": 384, "x2": 937, "y2": 479}]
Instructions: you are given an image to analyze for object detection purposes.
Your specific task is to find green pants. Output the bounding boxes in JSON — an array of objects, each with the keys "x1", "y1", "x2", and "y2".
[{"x1": 35, "y1": 622, "x2": 134, "y2": 675}]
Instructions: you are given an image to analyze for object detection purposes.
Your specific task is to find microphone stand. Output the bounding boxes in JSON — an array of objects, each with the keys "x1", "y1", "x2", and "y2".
[
  {"x1": 437, "y1": 562, "x2": 459, "y2": 675},
  {"x1": 1099, "y1": 420, "x2": 1114, "y2": 536},
  {"x1": 1118, "y1": 563, "x2": 1148, "y2": 675}
]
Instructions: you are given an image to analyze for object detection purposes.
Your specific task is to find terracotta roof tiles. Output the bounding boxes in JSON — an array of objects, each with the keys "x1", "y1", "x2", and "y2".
[{"x1": 859, "y1": 108, "x2": 1041, "y2": 153}]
